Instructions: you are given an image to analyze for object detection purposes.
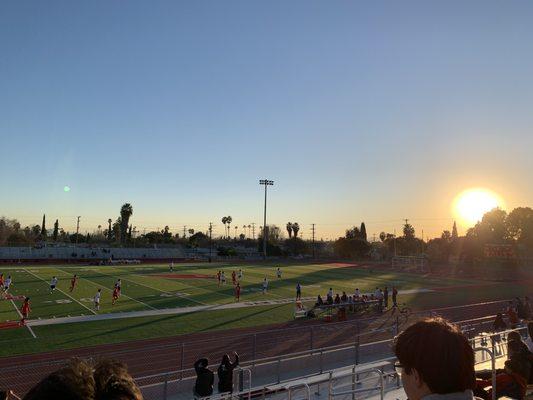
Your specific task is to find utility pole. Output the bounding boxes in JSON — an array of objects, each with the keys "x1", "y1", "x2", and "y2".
[
  {"x1": 251, "y1": 223, "x2": 256, "y2": 240},
  {"x1": 75, "y1": 216, "x2": 81, "y2": 245},
  {"x1": 311, "y1": 223, "x2": 316, "y2": 259},
  {"x1": 183, "y1": 225, "x2": 187, "y2": 239},
  {"x1": 259, "y1": 179, "x2": 274, "y2": 259},
  {"x1": 393, "y1": 228, "x2": 397, "y2": 256},
  {"x1": 208, "y1": 222, "x2": 213, "y2": 262}
]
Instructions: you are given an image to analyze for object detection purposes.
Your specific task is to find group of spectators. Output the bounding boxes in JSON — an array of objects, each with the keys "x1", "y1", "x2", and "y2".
[
  {"x1": 312, "y1": 286, "x2": 399, "y2": 314},
  {"x1": 1, "y1": 358, "x2": 142, "y2": 400},
  {"x1": 193, "y1": 352, "x2": 239, "y2": 398}
]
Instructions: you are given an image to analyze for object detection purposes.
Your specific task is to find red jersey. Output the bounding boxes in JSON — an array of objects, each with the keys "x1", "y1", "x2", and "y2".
[
  {"x1": 71, "y1": 277, "x2": 77, "y2": 286},
  {"x1": 235, "y1": 286, "x2": 241, "y2": 296},
  {"x1": 21, "y1": 302, "x2": 31, "y2": 315},
  {"x1": 112, "y1": 288, "x2": 119, "y2": 298},
  {"x1": 0, "y1": 276, "x2": 3, "y2": 286}
]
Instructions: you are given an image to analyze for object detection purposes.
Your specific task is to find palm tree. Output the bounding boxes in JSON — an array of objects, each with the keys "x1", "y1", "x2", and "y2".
[
  {"x1": 120, "y1": 203, "x2": 133, "y2": 244},
  {"x1": 234, "y1": 225, "x2": 238, "y2": 239},
  {"x1": 248, "y1": 224, "x2": 252, "y2": 238},
  {"x1": 286, "y1": 222, "x2": 293, "y2": 238},
  {"x1": 226, "y1": 216, "x2": 232, "y2": 239},
  {"x1": 188, "y1": 228, "x2": 195, "y2": 236},
  {"x1": 242, "y1": 225, "x2": 247, "y2": 238},
  {"x1": 107, "y1": 218, "x2": 112, "y2": 240},
  {"x1": 221, "y1": 217, "x2": 228, "y2": 238},
  {"x1": 292, "y1": 222, "x2": 300, "y2": 238}
]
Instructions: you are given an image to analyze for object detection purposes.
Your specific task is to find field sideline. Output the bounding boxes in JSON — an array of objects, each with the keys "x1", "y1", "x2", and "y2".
[{"x1": 0, "y1": 261, "x2": 530, "y2": 357}]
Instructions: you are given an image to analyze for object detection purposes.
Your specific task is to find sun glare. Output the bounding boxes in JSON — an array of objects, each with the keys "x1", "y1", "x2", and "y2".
[{"x1": 453, "y1": 188, "x2": 504, "y2": 227}]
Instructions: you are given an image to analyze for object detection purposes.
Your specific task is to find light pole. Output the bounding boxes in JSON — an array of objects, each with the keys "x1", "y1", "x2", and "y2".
[{"x1": 259, "y1": 179, "x2": 274, "y2": 259}]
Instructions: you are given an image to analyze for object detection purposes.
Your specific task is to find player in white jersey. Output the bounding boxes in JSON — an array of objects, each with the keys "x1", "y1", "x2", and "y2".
[
  {"x1": 169, "y1": 262, "x2": 174, "y2": 272},
  {"x1": 4, "y1": 275, "x2": 12, "y2": 292},
  {"x1": 276, "y1": 267, "x2": 282, "y2": 279},
  {"x1": 221, "y1": 271, "x2": 226, "y2": 284},
  {"x1": 50, "y1": 276, "x2": 58, "y2": 293},
  {"x1": 94, "y1": 288, "x2": 102, "y2": 310},
  {"x1": 238, "y1": 269, "x2": 243, "y2": 279},
  {"x1": 262, "y1": 277, "x2": 268, "y2": 294}
]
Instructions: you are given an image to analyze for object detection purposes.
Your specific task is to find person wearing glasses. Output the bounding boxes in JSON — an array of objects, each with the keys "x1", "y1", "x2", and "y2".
[{"x1": 393, "y1": 317, "x2": 479, "y2": 400}]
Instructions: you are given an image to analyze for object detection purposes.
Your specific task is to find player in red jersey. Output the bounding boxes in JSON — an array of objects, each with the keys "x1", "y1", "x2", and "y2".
[
  {"x1": 69, "y1": 274, "x2": 78, "y2": 292},
  {"x1": 231, "y1": 270, "x2": 237, "y2": 285},
  {"x1": 216, "y1": 270, "x2": 221, "y2": 286},
  {"x1": 235, "y1": 283, "x2": 241, "y2": 302},
  {"x1": 112, "y1": 286, "x2": 120, "y2": 305},
  {"x1": 20, "y1": 297, "x2": 31, "y2": 325}
]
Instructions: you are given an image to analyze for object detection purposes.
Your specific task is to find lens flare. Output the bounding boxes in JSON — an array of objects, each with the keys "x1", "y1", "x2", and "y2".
[
  {"x1": 453, "y1": 188, "x2": 504, "y2": 227},
  {"x1": 63, "y1": 186, "x2": 71, "y2": 192}
]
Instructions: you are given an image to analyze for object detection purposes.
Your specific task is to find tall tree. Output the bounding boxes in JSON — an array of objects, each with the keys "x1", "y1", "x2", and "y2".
[
  {"x1": 53, "y1": 219, "x2": 59, "y2": 241},
  {"x1": 119, "y1": 203, "x2": 133, "y2": 244},
  {"x1": 360, "y1": 222, "x2": 367, "y2": 241},
  {"x1": 403, "y1": 223, "x2": 415, "y2": 239},
  {"x1": 286, "y1": 222, "x2": 293, "y2": 238},
  {"x1": 226, "y1": 216, "x2": 232, "y2": 239},
  {"x1": 292, "y1": 222, "x2": 300, "y2": 238},
  {"x1": 40, "y1": 214, "x2": 47, "y2": 238},
  {"x1": 221, "y1": 217, "x2": 228, "y2": 238},
  {"x1": 107, "y1": 218, "x2": 113, "y2": 240},
  {"x1": 379, "y1": 232, "x2": 386, "y2": 242},
  {"x1": 451, "y1": 221, "x2": 458, "y2": 240}
]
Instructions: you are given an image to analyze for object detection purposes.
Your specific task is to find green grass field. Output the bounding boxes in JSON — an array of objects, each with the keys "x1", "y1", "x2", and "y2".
[{"x1": 0, "y1": 262, "x2": 529, "y2": 357}]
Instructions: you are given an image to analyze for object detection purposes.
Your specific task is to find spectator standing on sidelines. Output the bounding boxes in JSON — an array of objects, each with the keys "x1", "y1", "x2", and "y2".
[
  {"x1": 493, "y1": 313, "x2": 507, "y2": 331},
  {"x1": 393, "y1": 317, "x2": 478, "y2": 400},
  {"x1": 327, "y1": 288, "x2": 333, "y2": 304},
  {"x1": 217, "y1": 352, "x2": 239, "y2": 393},
  {"x1": 193, "y1": 358, "x2": 214, "y2": 398},
  {"x1": 296, "y1": 282, "x2": 301, "y2": 300}
]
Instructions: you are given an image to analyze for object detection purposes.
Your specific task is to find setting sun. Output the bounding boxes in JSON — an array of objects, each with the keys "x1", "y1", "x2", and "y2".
[{"x1": 453, "y1": 188, "x2": 505, "y2": 227}]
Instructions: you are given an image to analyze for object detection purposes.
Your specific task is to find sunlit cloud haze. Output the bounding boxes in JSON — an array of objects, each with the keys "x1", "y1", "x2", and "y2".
[{"x1": 1, "y1": 1, "x2": 532, "y2": 240}]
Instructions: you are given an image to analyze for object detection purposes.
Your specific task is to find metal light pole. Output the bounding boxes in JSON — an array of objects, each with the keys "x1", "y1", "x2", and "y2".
[
  {"x1": 259, "y1": 179, "x2": 274, "y2": 259},
  {"x1": 76, "y1": 216, "x2": 81, "y2": 246}
]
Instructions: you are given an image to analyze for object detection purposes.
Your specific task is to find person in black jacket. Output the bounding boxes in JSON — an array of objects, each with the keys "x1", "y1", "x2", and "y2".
[
  {"x1": 217, "y1": 352, "x2": 239, "y2": 393},
  {"x1": 194, "y1": 358, "x2": 214, "y2": 398}
]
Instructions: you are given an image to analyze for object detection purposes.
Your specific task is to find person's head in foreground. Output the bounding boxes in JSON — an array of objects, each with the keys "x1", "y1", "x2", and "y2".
[
  {"x1": 23, "y1": 358, "x2": 142, "y2": 400},
  {"x1": 393, "y1": 317, "x2": 475, "y2": 400}
]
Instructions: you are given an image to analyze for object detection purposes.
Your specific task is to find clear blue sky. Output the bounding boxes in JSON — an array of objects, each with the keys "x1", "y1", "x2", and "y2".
[{"x1": 1, "y1": 1, "x2": 532, "y2": 239}]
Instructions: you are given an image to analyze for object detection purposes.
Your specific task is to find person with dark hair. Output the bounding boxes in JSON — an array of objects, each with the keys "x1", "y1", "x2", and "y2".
[
  {"x1": 315, "y1": 295, "x2": 324, "y2": 307},
  {"x1": 392, "y1": 286, "x2": 398, "y2": 307},
  {"x1": 92, "y1": 359, "x2": 143, "y2": 400},
  {"x1": 194, "y1": 358, "x2": 214, "y2": 398},
  {"x1": 393, "y1": 317, "x2": 478, "y2": 400},
  {"x1": 217, "y1": 352, "x2": 239, "y2": 393},
  {"x1": 383, "y1": 286, "x2": 389, "y2": 308},
  {"x1": 22, "y1": 358, "x2": 142, "y2": 400},
  {"x1": 506, "y1": 331, "x2": 533, "y2": 384}
]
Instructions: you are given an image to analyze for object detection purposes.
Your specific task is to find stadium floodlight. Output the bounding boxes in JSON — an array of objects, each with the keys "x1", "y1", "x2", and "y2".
[{"x1": 259, "y1": 179, "x2": 274, "y2": 259}]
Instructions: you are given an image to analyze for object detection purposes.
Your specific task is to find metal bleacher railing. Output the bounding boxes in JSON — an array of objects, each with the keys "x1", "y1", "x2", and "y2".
[{"x1": 135, "y1": 310, "x2": 530, "y2": 400}]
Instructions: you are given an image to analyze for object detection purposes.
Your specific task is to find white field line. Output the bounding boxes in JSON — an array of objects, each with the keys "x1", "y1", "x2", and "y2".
[
  {"x1": 24, "y1": 268, "x2": 97, "y2": 315},
  {"x1": 53, "y1": 267, "x2": 157, "y2": 311},
  {"x1": 96, "y1": 268, "x2": 207, "y2": 306},
  {"x1": 9, "y1": 299, "x2": 37, "y2": 338}
]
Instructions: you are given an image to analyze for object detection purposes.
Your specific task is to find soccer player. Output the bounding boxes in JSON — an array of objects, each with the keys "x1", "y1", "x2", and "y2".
[
  {"x1": 231, "y1": 270, "x2": 237, "y2": 285},
  {"x1": 114, "y1": 279, "x2": 122, "y2": 295},
  {"x1": 276, "y1": 267, "x2": 282, "y2": 279},
  {"x1": 20, "y1": 297, "x2": 31, "y2": 325},
  {"x1": 0, "y1": 273, "x2": 4, "y2": 290},
  {"x1": 112, "y1": 285, "x2": 120, "y2": 305},
  {"x1": 262, "y1": 277, "x2": 268, "y2": 294},
  {"x1": 69, "y1": 275, "x2": 78, "y2": 292},
  {"x1": 4, "y1": 275, "x2": 12, "y2": 293},
  {"x1": 169, "y1": 262, "x2": 174, "y2": 272},
  {"x1": 216, "y1": 270, "x2": 221, "y2": 286},
  {"x1": 50, "y1": 276, "x2": 58, "y2": 293},
  {"x1": 238, "y1": 269, "x2": 243, "y2": 279},
  {"x1": 235, "y1": 283, "x2": 241, "y2": 302},
  {"x1": 220, "y1": 271, "x2": 226, "y2": 285},
  {"x1": 94, "y1": 289, "x2": 102, "y2": 311},
  {"x1": 296, "y1": 282, "x2": 301, "y2": 300}
]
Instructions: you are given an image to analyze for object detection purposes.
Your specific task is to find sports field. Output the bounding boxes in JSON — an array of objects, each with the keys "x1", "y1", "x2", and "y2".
[{"x1": 0, "y1": 262, "x2": 530, "y2": 357}]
